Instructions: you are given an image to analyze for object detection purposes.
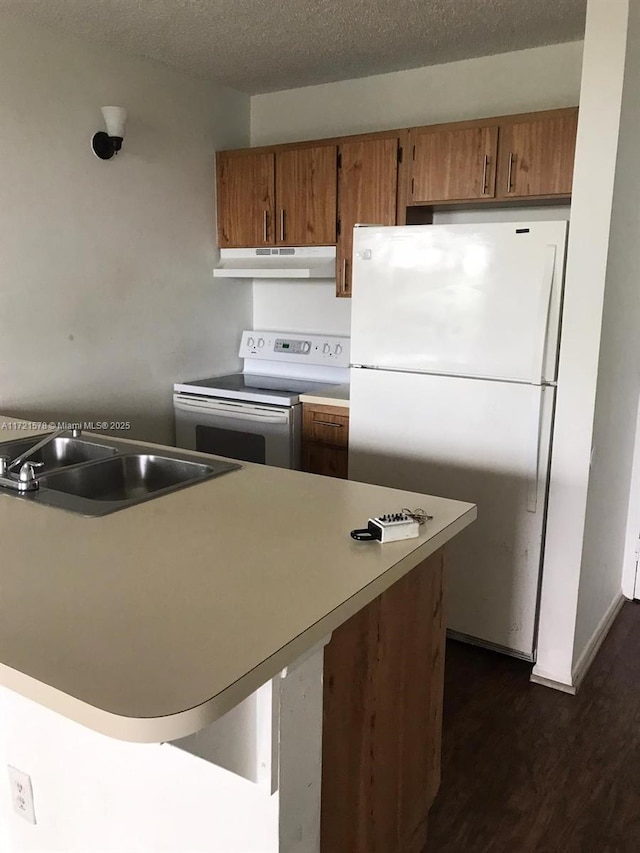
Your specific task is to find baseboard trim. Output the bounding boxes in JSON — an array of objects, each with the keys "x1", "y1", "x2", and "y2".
[
  {"x1": 530, "y1": 593, "x2": 626, "y2": 695},
  {"x1": 571, "y1": 593, "x2": 626, "y2": 692},
  {"x1": 446, "y1": 629, "x2": 534, "y2": 662},
  {"x1": 529, "y1": 672, "x2": 577, "y2": 695}
]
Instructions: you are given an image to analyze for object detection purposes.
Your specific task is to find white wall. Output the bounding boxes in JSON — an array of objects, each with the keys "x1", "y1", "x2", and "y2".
[
  {"x1": 572, "y1": 0, "x2": 640, "y2": 664},
  {"x1": 533, "y1": 0, "x2": 629, "y2": 687},
  {"x1": 431, "y1": 206, "x2": 571, "y2": 226},
  {"x1": 252, "y1": 283, "x2": 351, "y2": 335},
  {"x1": 0, "y1": 13, "x2": 252, "y2": 445},
  {"x1": 251, "y1": 42, "x2": 583, "y2": 146},
  {"x1": 250, "y1": 42, "x2": 583, "y2": 335},
  {"x1": 622, "y1": 396, "x2": 640, "y2": 598},
  {"x1": 0, "y1": 688, "x2": 278, "y2": 853},
  {"x1": 0, "y1": 643, "x2": 327, "y2": 852}
]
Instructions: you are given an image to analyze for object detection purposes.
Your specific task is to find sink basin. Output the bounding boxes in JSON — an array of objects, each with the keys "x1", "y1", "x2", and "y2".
[
  {"x1": 0, "y1": 435, "x2": 117, "y2": 473},
  {"x1": 0, "y1": 433, "x2": 242, "y2": 516},
  {"x1": 33, "y1": 452, "x2": 241, "y2": 516},
  {"x1": 41, "y1": 454, "x2": 215, "y2": 501}
]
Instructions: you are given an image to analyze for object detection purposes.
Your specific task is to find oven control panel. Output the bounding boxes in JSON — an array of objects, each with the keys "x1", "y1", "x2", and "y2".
[
  {"x1": 274, "y1": 338, "x2": 311, "y2": 355},
  {"x1": 239, "y1": 331, "x2": 351, "y2": 367}
]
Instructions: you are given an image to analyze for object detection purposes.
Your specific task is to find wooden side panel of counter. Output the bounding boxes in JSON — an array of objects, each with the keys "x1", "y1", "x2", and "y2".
[{"x1": 321, "y1": 547, "x2": 445, "y2": 853}]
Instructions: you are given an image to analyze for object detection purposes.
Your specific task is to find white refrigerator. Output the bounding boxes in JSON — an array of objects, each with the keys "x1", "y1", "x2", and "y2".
[{"x1": 348, "y1": 221, "x2": 568, "y2": 660}]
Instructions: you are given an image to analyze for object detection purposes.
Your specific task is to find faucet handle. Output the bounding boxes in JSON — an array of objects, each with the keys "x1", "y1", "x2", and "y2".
[
  {"x1": 0, "y1": 456, "x2": 9, "y2": 477},
  {"x1": 19, "y1": 461, "x2": 44, "y2": 483}
]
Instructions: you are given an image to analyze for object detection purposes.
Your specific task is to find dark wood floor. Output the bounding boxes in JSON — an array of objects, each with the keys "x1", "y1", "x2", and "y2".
[{"x1": 426, "y1": 602, "x2": 640, "y2": 853}]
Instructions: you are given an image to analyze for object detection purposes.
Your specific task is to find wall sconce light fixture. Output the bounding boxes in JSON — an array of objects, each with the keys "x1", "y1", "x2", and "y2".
[{"x1": 91, "y1": 106, "x2": 127, "y2": 160}]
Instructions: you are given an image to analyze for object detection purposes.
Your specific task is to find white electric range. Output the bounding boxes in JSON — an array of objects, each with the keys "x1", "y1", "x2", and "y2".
[{"x1": 173, "y1": 330, "x2": 350, "y2": 469}]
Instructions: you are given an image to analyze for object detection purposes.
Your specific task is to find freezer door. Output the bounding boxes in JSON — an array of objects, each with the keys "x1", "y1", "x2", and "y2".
[
  {"x1": 351, "y1": 222, "x2": 567, "y2": 383},
  {"x1": 348, "y1": 368, "x2": 556, "y2": 658}
]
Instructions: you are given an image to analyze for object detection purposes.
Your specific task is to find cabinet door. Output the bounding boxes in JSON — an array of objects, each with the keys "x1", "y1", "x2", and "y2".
[
  {"x1": 336, "y1": 137, "x2": 400, "y2": 298},
  {"x1": 275, "y1": 146, "x2": 337, "y2": 245},
  {"x1": 302, "y1": 443, "x2": 349, "y2": 479},
  {"x1": 303, "y1": 404, "x2": 349, "y2": 447},
  {"x1": 409, "y1": 125, "x2": 498, "y2": 204},
  {"x1": 497, "y1": 110, "x2": 578, "y2": 198},
  {"x1": 216, "y1": 151, "x2": 275, "y2": 247}
]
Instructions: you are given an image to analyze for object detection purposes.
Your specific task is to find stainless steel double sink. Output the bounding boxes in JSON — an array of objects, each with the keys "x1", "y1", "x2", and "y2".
[{"x1": 0, "y1": 434, "x2": 241, "y2": 517}]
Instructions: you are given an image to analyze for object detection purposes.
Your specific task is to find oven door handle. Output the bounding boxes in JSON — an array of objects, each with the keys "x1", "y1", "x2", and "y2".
[{"x1": 174, "y1": 396, "x2": 290, "y2": 424}]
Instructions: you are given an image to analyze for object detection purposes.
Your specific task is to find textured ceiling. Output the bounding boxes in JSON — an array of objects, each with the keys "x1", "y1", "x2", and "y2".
[{"x1": 2, "y1": 0, "x2": 587, "y2": 94}]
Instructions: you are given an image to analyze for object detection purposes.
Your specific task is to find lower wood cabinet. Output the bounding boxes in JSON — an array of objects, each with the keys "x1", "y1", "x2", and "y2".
[
  {"x1": 302, "y1": 442, "x2": 349, "y2": 479},
  {"x1": 301, "y1": 403, "x2": 349, "y2": 479},
  {"x1": 321, "y1": 547, "x2": 446, "y2": 852}
]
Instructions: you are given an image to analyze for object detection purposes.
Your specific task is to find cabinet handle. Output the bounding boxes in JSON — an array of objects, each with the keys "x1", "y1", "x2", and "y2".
[
  {"x1": 482, "y1": 154, "x2": 489, "y2": 194},
  {"x1": 341, "y1": 259, "x2": 347, "y2": 293},
  {"x1": 280, "y1": 209, "x2": 286, "y2": 242},
  {"x1": 313, "y1": 420, "x2": 342, "y2": 428},
  {"x1": 263, "y1": 210, "x2": 269, "y2": 242},
  {"x1": 506, "y1": 152, "x2": 514, "y2": 193}
]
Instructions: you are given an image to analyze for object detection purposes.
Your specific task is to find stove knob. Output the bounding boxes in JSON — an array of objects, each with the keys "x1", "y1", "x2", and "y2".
[
  {"x1": 322, "y1": 343, "x2": 330, "y2": 355},
  {"x1": 247, "y1": 336, "x2": 255, "y2": 348},
  {"x1": 334, "y1": 343, "x2": 343, "y2": 356},
  {"x1": 258, "y1": 337, "x2": 264, "y2": 348}
]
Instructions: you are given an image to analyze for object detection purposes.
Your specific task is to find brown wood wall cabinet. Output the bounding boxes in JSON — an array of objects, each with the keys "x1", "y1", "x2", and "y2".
[
  {"x1": 216, "y1": 150, "x2": 275, "y2": 248},
  {"x1": 409, "y1": 124, "x2": 499, "y2": 204},
  {"x1": 215, "y1": 106, "x2": 578, "y2": 295},
  {"x1": 336, "y1": 136, "x2": 402, "y2": 297},
  {"x1": 496, "y1": 110, "x2": 579, "y2": 198},
  {"x1": 216, "y1": 145, "x2": 337, "y2": 248},
  {"x1": 322, "y1": 547, "x2": 446, "y2": 853},
  {"x1": 408, "y1": 107, "x2": 578, "y2": 206},
  {"x1": 275, "y1": 146, "x2": 338, "y2": 245},
  {"x1": 301, "y1": 403, "x2": 349, "y2": 478}
]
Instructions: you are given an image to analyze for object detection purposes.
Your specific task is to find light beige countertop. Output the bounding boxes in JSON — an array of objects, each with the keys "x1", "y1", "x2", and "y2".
[
  {"x1": 299, "y1": 383, "x2": 350, "y2": 408},
  {"x1": 0, "y1": 417, "x2": 474, "y2": 743}
]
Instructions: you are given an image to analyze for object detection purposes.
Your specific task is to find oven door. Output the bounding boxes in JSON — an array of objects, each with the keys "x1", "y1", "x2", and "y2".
[{"x1": 173, "y1": 393, "x2": 301, "y2": 469}]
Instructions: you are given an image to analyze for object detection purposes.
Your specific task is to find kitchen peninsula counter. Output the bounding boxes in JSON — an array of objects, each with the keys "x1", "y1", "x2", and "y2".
[
  {"x1": 0, "y1": 417, "x2": 474, "y2": 744},
  {"x1": 0, "y1": 416, "x2": 476, "y2": 852}
]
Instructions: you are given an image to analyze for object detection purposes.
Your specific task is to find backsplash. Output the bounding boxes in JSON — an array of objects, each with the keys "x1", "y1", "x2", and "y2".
[{"x1": 252, "y1": 281, "x2": 351, "y2": 335}]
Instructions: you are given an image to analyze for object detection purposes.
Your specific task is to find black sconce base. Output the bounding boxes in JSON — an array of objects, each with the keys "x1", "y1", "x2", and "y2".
[{"x1": 91, "y1": 132, "x2": 123, "y2": 160}]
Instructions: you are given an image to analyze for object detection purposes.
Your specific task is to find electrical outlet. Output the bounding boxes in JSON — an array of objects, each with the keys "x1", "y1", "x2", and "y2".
[{"x1": 7, "y1": 766, "x2": 36, "y2": 824}]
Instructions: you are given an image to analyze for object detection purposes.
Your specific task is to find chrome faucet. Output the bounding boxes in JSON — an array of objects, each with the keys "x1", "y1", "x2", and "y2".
[{"x1": 0, "y1": 427, "x2": 81, "y2": 493}]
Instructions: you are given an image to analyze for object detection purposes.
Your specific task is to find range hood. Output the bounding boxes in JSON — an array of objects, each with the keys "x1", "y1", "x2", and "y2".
[{"x1": 213, "y1": 246, "x2": 336, "y2": 279}]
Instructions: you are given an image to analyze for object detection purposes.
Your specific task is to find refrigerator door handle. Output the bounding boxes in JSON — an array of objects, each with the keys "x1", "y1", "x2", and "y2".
[
  {"x1": 527, "y1": 388, "x2": 545, "y2": 513},
  {"x1": 530, "y1": 244, "x2": 557, "y2": 384}
]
